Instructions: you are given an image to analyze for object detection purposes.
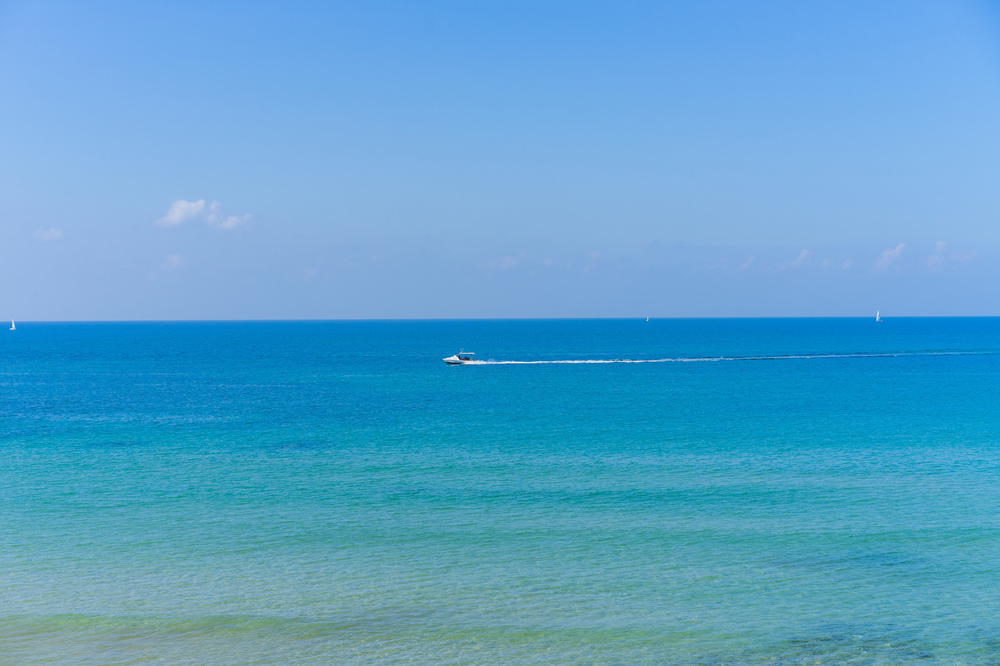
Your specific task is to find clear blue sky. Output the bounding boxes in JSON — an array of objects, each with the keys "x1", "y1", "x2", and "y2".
[{"x1": 3, "y1": 0, "x2": 1000, "y2": 319}]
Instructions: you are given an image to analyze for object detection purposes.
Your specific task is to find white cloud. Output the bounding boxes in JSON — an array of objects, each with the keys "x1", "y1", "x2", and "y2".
[
  {"x1": 156, "y1": 199, "x2": 206, "y2": 227},
  {"x1": 35, "y1": 228, "x2": 63, "y2": 241},
  {"x1": 155, "y1": 199, "x2": 249, "y2": 230},
  {"x1": 582, "y1": 250, "x2": 602, "y2": 272},
  {"x1": 162, "y1": 254, "x2": 183, "y2": 269},
  {"x1": 738, "y1": 255, "x2": 755, "y2": 271},
  {"x1": 926, "y1": 241, "x2": 947, "y2": 270},
  {"x1": 487, "y1": 255, "x2": 521, "y2": 271},
  {"x1": 791, "y1": 249, "x2": 812, "y2": 267},
  {"x1": 780, "y1": 249, "x2": 813, "y2": 270},
  {"x1": 839, "y1": 259, "x2": 853, "y2": 270},
  {"x1": 874, "y1": 243, "x2": 906, "y2": 272},
  {"x1": 203, "y1": 201, "x2": 250, "y2": 229},
  {"x1": 216, "y1": 214, "x2": 250, "y2": 229},
  {"x1": 926, "y1": 241, "x2": 974, "y2": 271}
]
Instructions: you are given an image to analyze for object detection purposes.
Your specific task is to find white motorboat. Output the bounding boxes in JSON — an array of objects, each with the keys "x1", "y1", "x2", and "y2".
[{"x1": 443, "y1": 352, "x2": 478, "y2": 365}]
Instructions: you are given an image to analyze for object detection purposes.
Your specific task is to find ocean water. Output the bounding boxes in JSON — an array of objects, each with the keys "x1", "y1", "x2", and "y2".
[{"x1": 3, "y1": 318, "x2": 1000, "y2": 664}]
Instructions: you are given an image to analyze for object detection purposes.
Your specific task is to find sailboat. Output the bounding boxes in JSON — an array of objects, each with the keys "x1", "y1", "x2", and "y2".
[
  {"x1": 874, "y1": 311, "x2": 881, "y2": 323},
  {"x1": 8, "y1": 320, "x2": 15, "y2": 331}
]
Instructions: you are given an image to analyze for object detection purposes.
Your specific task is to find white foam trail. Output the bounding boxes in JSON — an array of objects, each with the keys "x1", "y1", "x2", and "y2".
[{"x1": 463, "y1": 351, "x2": 995, "y2": 365}]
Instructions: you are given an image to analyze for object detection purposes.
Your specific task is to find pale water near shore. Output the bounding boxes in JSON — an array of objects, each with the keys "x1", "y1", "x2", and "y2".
[{"x1": 3, "y1": 319, "x2": 1000, "y2": 663}]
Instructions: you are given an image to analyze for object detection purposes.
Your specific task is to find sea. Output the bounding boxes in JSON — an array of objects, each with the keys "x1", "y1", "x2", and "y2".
[{"x1": 2, "y1": 318, "x2": 1000, "y2": 664}]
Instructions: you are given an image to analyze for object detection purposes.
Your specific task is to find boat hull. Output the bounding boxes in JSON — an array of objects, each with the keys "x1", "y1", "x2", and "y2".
[{"x1": 443, "y1": 354, "x2": 478, "y2": 365}]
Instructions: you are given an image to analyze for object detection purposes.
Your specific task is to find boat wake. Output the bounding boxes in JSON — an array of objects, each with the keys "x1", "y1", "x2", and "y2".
[{"x1": 463, "y1": 350, "x2": 995, "y2": 365}]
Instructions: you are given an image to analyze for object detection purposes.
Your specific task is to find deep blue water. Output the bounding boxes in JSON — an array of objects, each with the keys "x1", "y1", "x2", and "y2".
[{"x1": 2, "y1": 318, "x2": 1000, "y2": 663}]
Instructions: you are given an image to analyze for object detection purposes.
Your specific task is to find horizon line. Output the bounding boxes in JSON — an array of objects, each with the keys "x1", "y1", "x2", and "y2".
[{"x1": 6, "y1": 314, "x2": 1000, "y2": 324}]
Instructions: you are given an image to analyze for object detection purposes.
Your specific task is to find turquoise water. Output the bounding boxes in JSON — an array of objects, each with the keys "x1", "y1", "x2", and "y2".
[{"x1": 3, "y1": 318, "x2": 1000, "y2": 664}]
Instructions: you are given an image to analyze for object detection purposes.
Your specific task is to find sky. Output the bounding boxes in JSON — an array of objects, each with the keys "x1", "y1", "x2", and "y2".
[{"x1": 2, "y1": 0, "x2": 1000, "y2": 319}]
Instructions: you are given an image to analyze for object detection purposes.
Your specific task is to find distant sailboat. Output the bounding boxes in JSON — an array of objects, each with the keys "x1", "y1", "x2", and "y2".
[
  {"x1": 8, "y1": 320, "x2": 15, "y2": 331},
  {"x1": 645, "y1": 316, "x2": 650, "y2": 323},
  {"x1": 874, "y1": 311, "x2": 881, "y2": 323}
]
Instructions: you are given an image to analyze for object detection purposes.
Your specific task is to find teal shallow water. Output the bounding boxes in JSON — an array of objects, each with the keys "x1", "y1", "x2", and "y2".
[{"x1": 3, "y1": 319, "x2": 1000, "y2": 663}]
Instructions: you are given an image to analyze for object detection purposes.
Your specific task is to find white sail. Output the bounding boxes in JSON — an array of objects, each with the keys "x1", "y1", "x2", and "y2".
[
  {"x1": 875, "y1": 311, "x2": 881, "y2": 323},
  {"x1": 8, "y1": 320, "x2": 15, "y2": 331}
]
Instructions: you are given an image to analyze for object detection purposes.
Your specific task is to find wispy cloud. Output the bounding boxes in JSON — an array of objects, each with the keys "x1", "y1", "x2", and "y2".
[
  {"x1": 738, "y1": 255, "x2": 755, "y2": 271},
  {"x1": 155, "y1": 199, "x2": 250, "y2": 230},
  {"x1": 162, "y1": 254, "x2": 183, "y2": 270},
  {"x1": 34, "y1": 228, "x2": 63, "y2": 241},
  {"x1": 926, "y1": 241, "x2": 974, "y2": 270},
  {"x1": 819, "y1": 257, "x2": 853, "y2": 270},
  {"x1": 583, "y1": 249, "x2": 601, "y2": 272},
  {"x1": 486, "y1": 255, "x2": 522, "y2": 271},
  {"x1": 874, "y1": 243, "x2": 905, "y2": 272},
  {"x1": 927, "y1": 241, "x2": 947, "y2": 270},
  {"x1": 780, "y1": 249, "x2": 813, "y2": 270},
  {"x1": 203, "y1": 201, "x2": 250, "y2": 229}
]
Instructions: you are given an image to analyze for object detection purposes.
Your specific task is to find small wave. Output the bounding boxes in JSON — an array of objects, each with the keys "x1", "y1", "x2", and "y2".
[{"x1": 465, "y1": 351, "x2": 995, "y2": 365}]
